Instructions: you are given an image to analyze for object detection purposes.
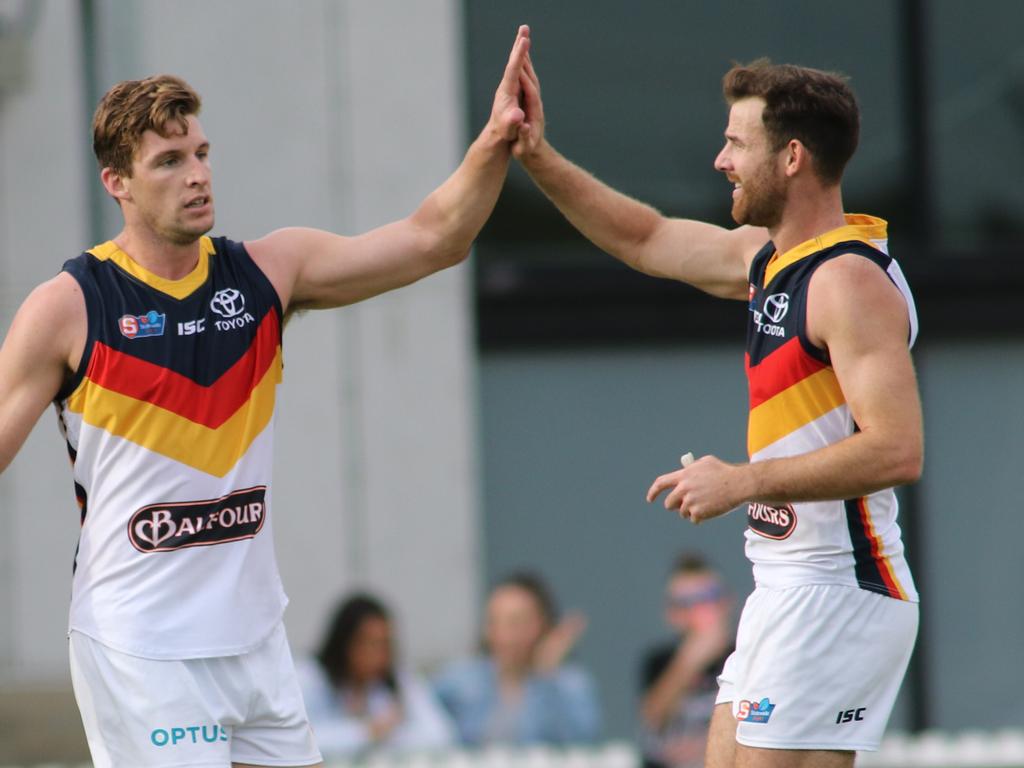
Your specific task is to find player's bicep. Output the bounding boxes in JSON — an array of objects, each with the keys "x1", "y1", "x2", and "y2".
[
  {"x1": 810, "y1": 258, "x2": 922, "y2": 462},
  {"x1": 640, "y1": 218, "x2": 766, "y2": 299},
  {"x1": 0, "y1": 279, "x2": 82, "y2": 473},
  {"x1": 249, "y1": 223, "x2": 439, "y2": 312}
]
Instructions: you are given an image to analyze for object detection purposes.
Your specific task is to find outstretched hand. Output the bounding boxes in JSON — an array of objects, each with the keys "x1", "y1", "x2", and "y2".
[
  {"x1": 646, "y1": 454, "x2": 750, "y2": 524},
  {"x1": 489, "y1": 25, "x2": 532, "y2": 142},
  {"x1": 512, "y1": 49, "x2": 546, "y2": 160}
]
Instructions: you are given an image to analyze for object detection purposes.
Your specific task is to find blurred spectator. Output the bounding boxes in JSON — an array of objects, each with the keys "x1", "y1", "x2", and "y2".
[
  {"x1": 295, "y1": 593, "x2": 456, "y2": 759},
  {"x1": 433, "y1": 572, "x2": 601, "y2": 746},
  {"x1": 638, "y1": 554, "x2": 734, "y2": 768}
]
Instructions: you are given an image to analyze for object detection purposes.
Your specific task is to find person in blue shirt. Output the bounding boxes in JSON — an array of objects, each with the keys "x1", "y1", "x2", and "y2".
[
  {"x1": 433, "y1": 572, "x2": 601, "y2": 746},
  {"x1": 296, "y1": 594, "x2": 456, "y2": 759}
]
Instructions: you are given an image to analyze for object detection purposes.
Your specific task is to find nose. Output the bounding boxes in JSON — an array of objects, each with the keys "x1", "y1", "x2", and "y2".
[
  {"x1": 713, "y1": 144, "x2": 730, "y2": 172},
  {"x1": 186, "y1": 155, "x2": 211, "y2": 187}
]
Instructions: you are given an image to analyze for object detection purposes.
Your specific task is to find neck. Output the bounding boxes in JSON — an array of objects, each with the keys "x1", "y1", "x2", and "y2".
[
  {"x1": 767, "y1": 183, "x2": 846, "y2": 256},
  {"x1": 113, "y1": 224, "x2": 203, "y2": 281},
  {"x1": 495, "y1": 658, "x2": 530, "y2": 684}
]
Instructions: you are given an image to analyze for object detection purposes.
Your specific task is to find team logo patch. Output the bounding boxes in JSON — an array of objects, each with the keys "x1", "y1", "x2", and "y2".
[
  {"x1": 747, "y1": 502, "x2": 797, "y2": 540},
  {"x1": 209, "y1": 287, "x2": 255, "y2": 331},
  {"x1": 763, "y1": 292, "x2": 790, "y2": 323},
  {"x1": 210, "y1": 287, "x2": 246, "y2": 318},
  {"x1": 737, "y1": 697, "x2": 776, "y2": 724},
  {"x1": 128, "y1": 486, "x2": 267, "y2": 553},
  {"x1": 119, "y1": 311, "x2": 166, "y2": 339}
]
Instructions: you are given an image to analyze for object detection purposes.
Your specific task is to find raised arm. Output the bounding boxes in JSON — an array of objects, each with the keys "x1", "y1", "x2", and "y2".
[
  {"x1": 0, "y1": 274, "x2": 85, "y2": 475},
  {"x1": 512, "y1": 53, "x2": 767, "y2": 300},
  {"x1": 246, "y1": 26, "x2": 532, "y2": 313},
  {"x1": 647, "y1": 254, "x2": 923, "y2": 520}
]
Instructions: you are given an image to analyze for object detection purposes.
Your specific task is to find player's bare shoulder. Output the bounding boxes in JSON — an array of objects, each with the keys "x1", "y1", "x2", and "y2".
[
  {"x1": 805, "y1": 252, "x2": 911, "y2": 351},
  {"x1": 10, "y1": 272, "x2": 88, "y2": 374}
]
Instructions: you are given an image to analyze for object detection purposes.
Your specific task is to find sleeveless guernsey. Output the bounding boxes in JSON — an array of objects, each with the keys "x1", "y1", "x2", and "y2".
[
  {"x1": 743, "y1": 214, "x2": 918, "y2": 601},
  {"x1": 55, "y1": 236, "x2": 289, "y2": 658}
]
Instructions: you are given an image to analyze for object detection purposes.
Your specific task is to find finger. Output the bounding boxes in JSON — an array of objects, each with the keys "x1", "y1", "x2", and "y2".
[
  {"x1": 524, "y1": 52, "x2": 540, "y2": 90},
  {"x1": 664, "y1": 484, "x2": 685, "y2": 511},
  {"x1": 500, "y1": 26, "x2": 531, "y2": 88},
  {"x1": 646, "y1": 474, "x2": 676, "y2": 502},
  {"x1": 520, "y1": 67, "x2": 541, "y2": 111}
]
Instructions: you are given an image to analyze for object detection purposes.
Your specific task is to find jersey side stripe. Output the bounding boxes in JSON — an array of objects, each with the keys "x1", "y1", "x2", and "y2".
[
  {"x1": 845, "y1": 496, "x2": 907, "y2": 599},
  {"x1": 748, "y1": 368, "x2": 846, "y2": 456},
  {"x1": 66, "y1": 347, "x2": 282, "y2": 477}
]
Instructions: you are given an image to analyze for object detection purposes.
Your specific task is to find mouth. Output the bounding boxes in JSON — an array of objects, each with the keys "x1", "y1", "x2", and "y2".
[
  {"x1": 731, "y1": 181, "x2": 743, "y2": 200},
  {"x1": 184, "y1": 195, "x2": 210, "y2": 210}
]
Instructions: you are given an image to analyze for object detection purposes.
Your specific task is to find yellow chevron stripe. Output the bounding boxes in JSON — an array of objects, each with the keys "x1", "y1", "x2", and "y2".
[
  {"x1": 748, "y1": 367, "x2": 846, "y2": 456},
  {"x1": 764, "y1": 214, "x2": 888, "y2": 285},
  {"x1": 66, "y1": 347, "x2": 281, "y2": 477},
  {"x1": 87, "y1": 237, "x2": 214, "y2": 299}
]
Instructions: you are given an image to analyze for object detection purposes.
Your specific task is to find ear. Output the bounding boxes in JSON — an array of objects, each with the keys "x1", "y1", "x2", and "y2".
[
  {"x1": 100, "y1": 166, "x2": 131, "y2": 204},
  {"x1": 782, "y1": 139, "x2": 809, "y2": 178}
]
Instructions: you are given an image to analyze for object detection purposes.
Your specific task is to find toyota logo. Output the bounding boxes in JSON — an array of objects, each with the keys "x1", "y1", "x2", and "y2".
[
  {"x1": 210, "y1": 288, "x2": 246, "y2": 318},
  {"x1": 763, "y1": 293, "x2": 790, "y2": 324}
]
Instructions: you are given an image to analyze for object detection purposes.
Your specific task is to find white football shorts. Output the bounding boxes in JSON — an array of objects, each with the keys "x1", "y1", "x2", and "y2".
[
  {"x1": 69, "y1": 622, "x2": 322, "y2": 767},
  {"x1": 716, "y1": 583, "x2": 918, "y2": 752}
]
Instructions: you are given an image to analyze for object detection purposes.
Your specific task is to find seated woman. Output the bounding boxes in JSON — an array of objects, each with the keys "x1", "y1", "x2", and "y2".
[
  {"x1": 296, "y1": 593, "x2": 456, "y2": 758},
  {"x1": 433, "y1": 572, "x2": 601, "y2": 747}
]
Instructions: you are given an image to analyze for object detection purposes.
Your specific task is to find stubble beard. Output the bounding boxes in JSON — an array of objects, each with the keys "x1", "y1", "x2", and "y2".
[{"x1": 732, "y1": 161, "x2": 787, "y2": 229}]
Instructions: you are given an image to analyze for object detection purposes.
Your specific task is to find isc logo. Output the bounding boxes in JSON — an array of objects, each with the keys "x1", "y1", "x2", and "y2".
[
  {"x1": 836, "y1": 707, "x2": 866, "y2": 724},
  {"x1": 177, "y1": 318, "x2": 206, "y2": 336}
]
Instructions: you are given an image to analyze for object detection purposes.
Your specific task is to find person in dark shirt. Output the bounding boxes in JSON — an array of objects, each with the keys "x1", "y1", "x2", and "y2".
[{"x1": 639, "y1": 554, "x2": 734, "y2": 768}]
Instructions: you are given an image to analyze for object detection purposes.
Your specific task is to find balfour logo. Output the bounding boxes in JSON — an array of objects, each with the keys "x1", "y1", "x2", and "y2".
[
  {"x1": 150, "y1": 725, "x2": 229, "y2": 747},
  {"x1": 210, "y1": 288, "x2": 255, "y2": 331},
  {"x1": 747, "y1": 502, "x2": 798, "y2": 540},
  {"x1": 119, "y1": 311, "x2": 166, "y2": 339},
  {"x1": 736, "y1": 697, "x2": 776, "y2": 724},
  {"x1": 128, "y1": 486, "x2": 267, "y2": 553}
]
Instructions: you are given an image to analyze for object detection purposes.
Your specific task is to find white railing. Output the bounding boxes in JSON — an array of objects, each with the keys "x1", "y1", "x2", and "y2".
[{"x1": 5, "y1": 732, "x2": 1024, "y2": 768}]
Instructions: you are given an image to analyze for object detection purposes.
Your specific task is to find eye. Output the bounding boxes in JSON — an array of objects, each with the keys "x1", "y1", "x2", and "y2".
[{"x1": 160, "y1": 155, "x2": 179, "y2": 167}]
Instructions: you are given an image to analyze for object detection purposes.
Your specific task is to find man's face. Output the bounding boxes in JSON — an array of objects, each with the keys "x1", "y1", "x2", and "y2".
[
  {"x1": 120, "y1": 114, "x2": 214, "y2": 245},
  {"x1": 713, "y1": 97, "x2": 787, "y2": 229}
]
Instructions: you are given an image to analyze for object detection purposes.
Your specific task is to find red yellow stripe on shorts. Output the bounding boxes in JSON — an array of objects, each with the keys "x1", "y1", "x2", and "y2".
[
  {"x1": 65, "y1": 348, "x2": 282, "y2": 478},
  {"x1": 748, "y1": 367, "x2": 846, "y2": 456},
  {"x1": 845, "y1": 496, "x2": 909, "y2": 600}
]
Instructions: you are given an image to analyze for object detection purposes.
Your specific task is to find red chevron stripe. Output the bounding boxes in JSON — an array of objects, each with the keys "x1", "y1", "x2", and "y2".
[
  {"x1": 746, "y1": 337, "x2": 828, "y2": 409},
  {"x1": 85, "y1": 311, "x2": 280, "y2": 429}
]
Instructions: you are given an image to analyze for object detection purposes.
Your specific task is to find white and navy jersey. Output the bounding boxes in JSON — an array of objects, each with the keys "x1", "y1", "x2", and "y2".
[
  {"x1": 55, "y1": 236, "x2": 289, "y2": 658},
  {"x1": 743, "y1": 214, "x2": 918, "y2": 602}
]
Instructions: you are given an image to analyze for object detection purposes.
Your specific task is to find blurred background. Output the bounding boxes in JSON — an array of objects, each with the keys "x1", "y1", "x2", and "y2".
[{"x1": 1, "y1": 0, "x2": 1022, "y2": 764}]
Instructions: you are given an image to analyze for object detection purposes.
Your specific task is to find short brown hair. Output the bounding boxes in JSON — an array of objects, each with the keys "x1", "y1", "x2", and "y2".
[
  {"x1": 92, "y1": 74, "x2": 202, "y2": 177},
  {"x1": 723, "y1": 59, "x2": 859, "y2": 184}
]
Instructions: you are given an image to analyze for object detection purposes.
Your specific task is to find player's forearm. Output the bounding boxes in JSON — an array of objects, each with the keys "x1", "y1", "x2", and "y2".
[
  {"x1": 743, "y1": 429, "x2": 923, "y2": 505},
  {"x1": 410, "y1": 126, "x2": 512, "y2": 267},
  {"x1": 520, "y1": 140, "x2": 664, "y2": 273}
]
